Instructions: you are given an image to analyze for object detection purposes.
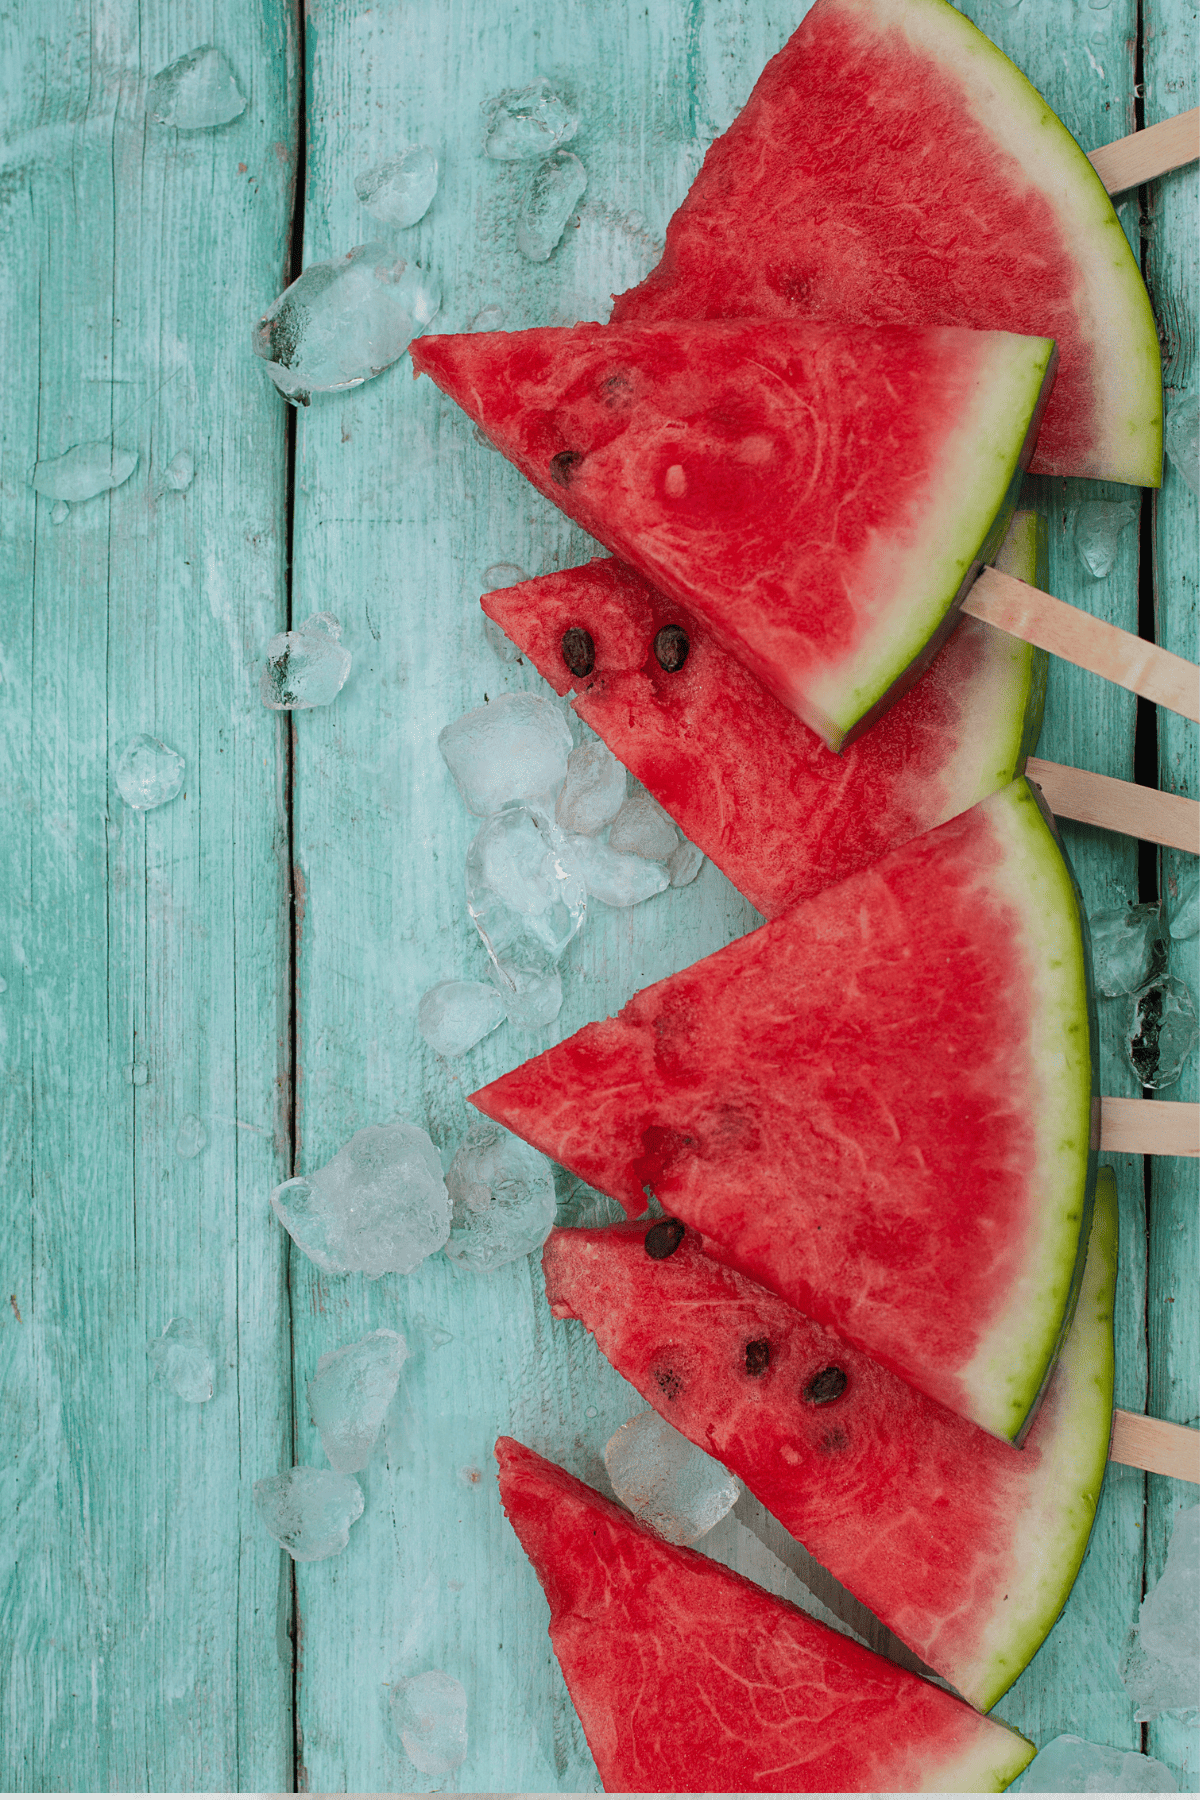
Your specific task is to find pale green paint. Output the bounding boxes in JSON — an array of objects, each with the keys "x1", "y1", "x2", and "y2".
[{"x1": 0, "y1": 0, "x2": 1195, "y2": 1790}]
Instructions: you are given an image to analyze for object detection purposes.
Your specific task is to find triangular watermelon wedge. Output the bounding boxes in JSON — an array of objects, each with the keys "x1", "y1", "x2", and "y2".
[
  {"x1": 542, "y1": 1169, "x2": 1118, "y2": 1714},
  {"x1": 482, "y1": 511, "x2": 1046, "y2": 918},
  {"x1": 611, "y1": 0, "x2": 1161, "y2": 487},
  {"x1": 472, "y1": 778, "x2": 1098, "y2": 1443},
  {"x1": 496, "y1": 1436, "x2": 1037, "y2": 1792},
  {"x1": 412, "y1": 318, "x2": 1056, "y2": 749}
]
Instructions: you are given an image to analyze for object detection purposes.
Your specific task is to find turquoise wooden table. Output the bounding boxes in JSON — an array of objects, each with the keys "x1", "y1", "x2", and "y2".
[{"x1": 1, "y1": 0, "x2": 1196, "y2": 1789}]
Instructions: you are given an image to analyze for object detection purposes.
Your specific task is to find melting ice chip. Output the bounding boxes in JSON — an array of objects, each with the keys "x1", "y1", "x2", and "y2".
[
  {"x1": 1088, "y1": 902, "x2": 1164, "y2": 996},
  {"x1": 417, "y1": 979, "x2": 506, "y2": 1057},
  {"x1": 470, "y1": 304, "x2": 507, "y2": 332},
  {"x1": 162, "y1": 450, "x2": 195, "y2": 491},
  {"x1": 466, "y1": 804, "x2": 586, "y2": 976},
  {"x1": 148, "y1": 1318, "x2": 215, "y2": 1402},
  {"x1": 271, "y1": 1121, "x2": 451, "y2": 1277},
  {"x1": 563, "y1": 833, "x2": 669, "y2": 907},
  {"x1": 1074, "y1": 500, "x2": 1139, "y2": 579},
  {"x1": 175, "y1": 1112, "x2": 208, "y2": 1159},
  {"x1": 354, "y1": 148, "x2": 439, "y2": 227},
  {"x1": 490, "y1": 961, "x2": 562, "y2": 1032},
  {"x1": 555, "y1": 740, "x2": 627, "y2": 837},
  {"x1": 1169, "y1": 867, "x2": 1199, "y2": 941},
  {"x1": 390, "y1": 1669, "x2": 468, "y2": 1775},
  {"x1": 252, "y1": 243, "x2": 441, "y2": 404},
  {"x1": 253, "y1": 1466, "x2": 364, "y2": 1561},
  {"x1": 33, "y1": 442, "x2": 137, "y2": 503},
  {"x1": 148, "y1": 46, "x2": 246, "y2": 129},
  {"x1": 115, "y1": 734, "x2": 185, "y2": 810},
  {"x1": 444, "y1": 1121, "x2": 556, "y2": 1271},
  {"x1": 307, "y1": 1328, "x2": 408, "y2": 1472},
  {"x1": 483, "y1": 77, "x2": 579, "y2": 160},
  {"x1": 260, "y1": 611, "x2": 351, "y2": 709},
  {"x1": 1017, "y1": 1734, "x2": 1178, "y2": 1792},
  {"x1": 1164, "y1": 393, "x2": 1199, "y2": 496},
  {"x1": 517, "y1": 152, "x2": 587, "y2": 262},
  {"x1": 604, "y1": 1411, "x2": 740, "y2": 1546},
  {"x1": 1120, "y1": 1504, "x2": 1199, "y2": 1722},
  {"x1": 1126, "y1": 974, "x2": 1199, "y2": 1090},
  {"x1": 439, "y1": 692, "x2": 572, "y2": 817},
  {"x1": 668, "y1": 838, "x2": 705, "y2": 888},
  {"x1": 608, "y1": 794, "x2": 679, "y2": 861}
]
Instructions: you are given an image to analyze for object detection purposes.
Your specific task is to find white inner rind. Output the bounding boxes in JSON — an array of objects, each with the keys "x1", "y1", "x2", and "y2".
[
  {"x1": 958, "y1": 779, "x2": 1095, "y2": 1440},
  {"x1": 804, "y1": 333, "x2": 1054, "y2": 741},
  {"x1": 840, "y1": 0, "x2": 1160, "y2": 485}
]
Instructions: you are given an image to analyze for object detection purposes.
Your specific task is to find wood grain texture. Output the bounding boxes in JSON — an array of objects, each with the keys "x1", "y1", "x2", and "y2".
[
  {"x1": 0, "y1": 1, "x2": 298, "y2": 1788},
  {"x1": 1029, "y1": 757, "x2": 1200, "y2": 852}
]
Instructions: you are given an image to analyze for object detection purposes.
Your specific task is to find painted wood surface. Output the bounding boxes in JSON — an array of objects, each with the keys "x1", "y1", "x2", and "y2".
[{"x1": 0, "y1": 0, "x2": 1196, "y2": 1792}]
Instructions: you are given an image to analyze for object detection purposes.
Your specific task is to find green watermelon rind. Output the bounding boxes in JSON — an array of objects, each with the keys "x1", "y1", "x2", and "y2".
[{"x1": 958, "y1": 778, "x2": 1099, "y2": 1442}]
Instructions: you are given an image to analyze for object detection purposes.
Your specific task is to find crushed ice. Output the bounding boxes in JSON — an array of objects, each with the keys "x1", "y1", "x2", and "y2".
[
  {"x1": 484, "y1": 78, "x2": 579, "y2": 160},
  {"x1": 253, "y1": 1466, "x2": 364, "y2": 1561},
  {"x1": 605, "y1": 1411, "x2": 740, "y2": 1545},
  {"x1": 1074, "y1": 500, "x2": 1138, "y2": 579},
  {"x1": 1126, "y1": 974, "x2": 1198, "y2": 1090},
  {"x1": 355, "y1": 149, "x2": 439, "y2": 226},
  {"x1": 439, "y1": 693, "x2": 572, "y2": 816},
  {"x1": 444, "y1": 1121, "x2": 556, "y2": 1270},
  {"x1": 147, "y1": 1318, "x2": 215, "y2": 1402},
  {"x1": 261, "y1": 611, "x2": 351, "y2": 710},
  {"x1": 390, "y1": 1669, "x2": 468, "y2": 1774},
  {"x1": 271, "y1": 1120, "x2": 450, "y2": 1277},
  {"x1": 1120, "y1": 1505, "x2": 1199, "y2": 1721},
  {"x1": 1089, "y1": 903, "x2": 1164, "y2": 996},
  {"x1": 1164, "y1": 394, "x2": 1199, "y2": 496},
  {"x1": 418, "y1": 979, "x2": 506, "y2": 1057},
  {"x1": 1017, "y1": 1734, "x2": 1178, "y2": 1792},
  {"x1": 517, "y1": 152, "x2": 588, "y2": 262},
  {"x1": 115, "y1": 735, "x2": 185, "y2": 810},
  {"x1": 308, "y1": 1329, "x2": 408, "y2": 1472},
  {"x1": 148, "y1": 47, "x2": 245, "y2": 130},
  {"x1": 34, "y1": 442, "x2": 137, "y2": 503}
]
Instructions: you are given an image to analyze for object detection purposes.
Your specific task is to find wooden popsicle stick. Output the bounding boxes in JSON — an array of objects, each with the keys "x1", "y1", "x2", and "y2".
[
  {"x1": 1110, "y1": 1410, "x2": 1200, "y2": 1483},
  {"x1": 1100, "y1": 1097, "x2": 1200, "y2": 1158},
  {"x1": 1089, "y1": 107, "x2": 1200, "y2": 194},
  {"x1": 1027, "y1": 758, "x2": 1200, "y2": 854},
  {"x1": 964, "y1": 568, "x2": 1200, "y2": 723}
]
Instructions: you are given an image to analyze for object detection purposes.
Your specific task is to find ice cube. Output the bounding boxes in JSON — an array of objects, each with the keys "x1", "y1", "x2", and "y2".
[
  {"x1": 439, "y1": 692, "x2": 572, "y2": 817},
  {"x1": 418, "y1": 979, "x2": 506, "y2": 1057},
  {"x1": 1169, "y1": 868, "x2": 1199, "y2": 941},
  {"x1": 668, "y1": 838, "x2": 705, "y2": 888},
  {"x1": 1164, "y1": 393, "x2": 1199, "y2": 496},
  {"x1": 466, "y1": 804, "x2": 586, "y2": 978},
  {"x1": 260, "y1": 611, "x2": 351, "y2": 709},
  {"x1": 1089, "y1": 903, "x2": 1164, "y2": 996},
  {"x1": 604, "y1": 1411, "x2": 740, "y2": 1545},
  {"x1": 115, "y1": 734, "x2": 185, "y2": 810},
  {"x1": 555, "y1": 741, "x2": 627, "y2": 836},
  {"x1": 483, "y1": 78, "x2": 579, "y2": 160},
  {"x1": 1120, "y1": 1505, "x2": 1199, "y2": 1722},
  {"x1": 307, "y1": 1328, "x2": 408, "y2": 1472},
  {"x1": 607, "y1": 794, "x2": 679, "y2": 861},
  {"x1": 51, "y1": 501, "x2": 69, "y2": 525},
  {"x1": 444, "y1": 1121, "x2": 556, "y2": 1270},
  {"x1": 271, "y1": 1121, "x2": 451, "y2": 1277},
  {"x1": 147, "y1": 1318, "x2": 215, "y2": 1402},
  {"x1": 354, "y1": 148, "x2": 439, "y2": 227},
  {"x1": 33, "y1": 442, "x2": 137, "y2": 503},
  {"x1": 390, "y1": 1669, "x2": 468, "y2": 1775},
  {"x1": 175, "y1": 1113, "x2": 208, "y2": 1159},
  {"x1": 564, "y1": 833, "x2": 669, "y2": 907},
  {"x1": 252, "y1": 244, "x2": 441, "y2": 405},
  {"x1": 470, "y1": 304, "x2": 506, "y2": 331},
  {"x1": 490, "y1": 960, "x2": 562, "y2": 1032},
  {"x1": 253, "y1": 1466, "x2": 364, "y2": 1561},
  {"x1": 148, "y1": 47, "x2": 244, "y2": 130},
  {"x1": 517, "y1": 152, "x2": 588, "y2": 262},
  {"x1": 163, "y1": 450, "x2": 195, "y2": 491},
  {"x1": 482, "y1": 560, "x2": 528, "y2": 590},
  {"x1": 1017, "y1": 1734, "x2": 1178, "y2": 1792},
  {"x1": 1126, "y1": 974, "x2": 1198, "y2": 1089},
  {"x1": 1074, "y1": 500, "x2": 1139, "y2": 579}
]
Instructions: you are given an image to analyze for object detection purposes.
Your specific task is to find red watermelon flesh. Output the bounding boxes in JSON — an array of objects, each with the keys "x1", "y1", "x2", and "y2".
[
  {"x1": 481, "y1": 512, "x2": 1046, "y2": 919},
  {"x1": 496, "y1": 1437, "x2": 1035, "y2": 1792},
  {"x1": 472, "y1": 779, "x2": 1097, "y2": 1444},
  {"x1": 412, "y1": 318, "x2": 1056, "y2": 750},
  {"x1": 541, "y1": 1168, "x2": 1117, "y2": 1714},
  {"x1": 611, "y1": 0, "x2": 1161, "y2": 487}
]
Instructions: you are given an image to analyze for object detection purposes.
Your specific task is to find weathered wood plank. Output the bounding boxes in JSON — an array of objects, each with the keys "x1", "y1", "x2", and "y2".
[{"x1": 0, "y1": 1, "x2": 298, "y2": 1786}]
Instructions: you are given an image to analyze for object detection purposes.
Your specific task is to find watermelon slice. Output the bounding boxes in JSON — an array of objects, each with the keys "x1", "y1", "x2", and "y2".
[
  {"x1": 542, "y1": 1168, "x2": 1117, "y2": 1714},
  {"x1": 472, "y1": 778, "x2": 1098, "y2": 1443},
  {"x1": 482, "y1": 511, "x2": 1047, "y2": 919},
  {"x1": 412, "y1": 318, "x2": 1056, "y2": 749},
  {"x1": 496, "y1": 1436, "x2": 1036, "y2": 1792},
  {"x1": 611, "y1": 0, "x2": 1161, "y2": 487}
]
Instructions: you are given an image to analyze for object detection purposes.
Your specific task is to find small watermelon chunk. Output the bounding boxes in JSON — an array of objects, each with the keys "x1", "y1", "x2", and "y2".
[
  {"x1": 472, "y1": 779, "x2": 1098, "y2": 1443},
  {"x1": 542, "y1": 1168, "x2": 1118, "y2": 1714},
  {"x1": 412, "y1": 319, "x2": 1056, "y2": 749},
  {"x1": 482, "y1": 512, "x2": 1046, "y2": 918},
  {"x1": 496, "y1": 1437, "x2": 1036, "y2": 1792},
  {"x1": 611, "y1": 0, "x2": 1161, "y2": 487}
]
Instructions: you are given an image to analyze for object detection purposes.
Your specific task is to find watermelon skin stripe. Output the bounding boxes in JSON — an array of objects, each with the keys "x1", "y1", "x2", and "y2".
[
  {"x1": 541, "y1": 1170, "x2": 1116, "y2": 1715},
  {"x1": 471, "y1": 779, "x2": 1096, "y2": 1443},
  {"x1": 496, "y1": 1437, "x2": 1037, "y2": 1792},
  {"x1": 611, "y1": 0, "x2": 1162, "y2": 487}
]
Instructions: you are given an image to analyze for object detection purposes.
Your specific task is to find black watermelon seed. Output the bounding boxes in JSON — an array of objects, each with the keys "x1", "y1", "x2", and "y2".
[
  {"x1": 744, "y1": 1338, "x2": 771, "y2": 1378},
  {"x1": 803, "y1": 1366, "x2": 848, "y2": 1406},
  {"x1": 653, "y1": 625, "x2": 690, "y2": 672},
  {"x1": 560, "y1": 627, "x2": 595, "y2": 678},
  {"x1": 654, "y1": 1366, "x2": 684, "y2": 1402},
  {"x1": 550, "y1": 450, "x2": 585, "y2": 487},
  {"x1": 644, "y1": 1218, "x2": 686, "y2": 1260}
]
